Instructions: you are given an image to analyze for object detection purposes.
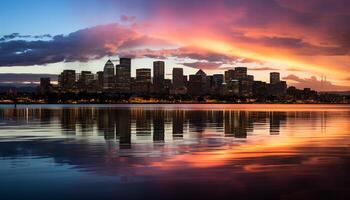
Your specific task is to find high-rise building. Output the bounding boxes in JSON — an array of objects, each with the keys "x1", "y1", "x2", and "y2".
[
  {"x1": 188, "y1": 69, "x2": 208, "y2": 95},
  {"x1": 188, "y1": 75, "x2": 202, "y2": 96},
  {"x1": 153, "y1": 61, "x2": 165, "y2": 93},
  {"x1": 133, "y1": 68, "x2": 151, "y2": 94},
  {"x1": 79, "y1": 71, "x2": 94, "y2": 90},
  {"x1": 224, "y1": 69, "x2": 235, "y2": 83},
  {"x1": 197, "y1": 69, "x2": 210, "y2": 94},
  {"x1": 59, "y1": 70, "x2": 76, "y2": 92},
  {"x1": 115, "y1": 58, "x2": 131, "y2": 93},
  {"x1": 270, "y1": 72, "x2": 280, "y2": 84},
  {"x1": 234, "y1": 67, "x2": 247, "y2": 80},
  {"x1": 39, "y1": 77, "x2": 51, "y2": 94},
  {"x1": 103, "y1": 60, "x2": 115, "y2": 90},
  {"x1": 96, "y1": 71, "x2": 104, "y2": 90},
  {"x1": 172, "y1": 68, "x2": 184, "y2": 88},
  {"x1": 136, "y1": 68, "x2": 151, "y2": 83}
]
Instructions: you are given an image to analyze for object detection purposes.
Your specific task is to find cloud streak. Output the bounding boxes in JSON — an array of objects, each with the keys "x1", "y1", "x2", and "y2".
[
  {"x1": 283, "y1": 74, "x2": 350, "y2": 91},
  {"x1": 0, "y1": 73, "x2": 58, "y2": 83}
]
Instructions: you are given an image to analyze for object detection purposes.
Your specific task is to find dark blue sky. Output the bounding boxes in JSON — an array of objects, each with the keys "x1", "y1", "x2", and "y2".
[{"x1": 0, "y1": 0, "x2": 148, "y2": 35}]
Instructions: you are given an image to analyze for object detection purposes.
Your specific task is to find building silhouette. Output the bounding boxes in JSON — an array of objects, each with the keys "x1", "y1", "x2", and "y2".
[
  {"x1": 172, "y1": 68, "x2": 184, "y2": 89},
  {"x1": 39, "y1": 77, "x2": 51, "y2": 94},
  {"x1": 103, "y1": 60, "x2": 115, "y2": 90},
  {"x1": 59, "y1": 70, "x2": 76, "y2": 92},
  {"x1": 37, "y1": 57, "x2": 330, "y2": 103},
  {"x1": 115, "y1": 58, "x2": 131, "y2": 93},
  {"x1": 133, "y1": 68, "x2": 152, "y2": 94},
  {"x1": 153, "y1": 61, "x2": 165, "y2": 94},
  {"x1": 270, "y1": 72, "x2": 280, "y2": 84}
]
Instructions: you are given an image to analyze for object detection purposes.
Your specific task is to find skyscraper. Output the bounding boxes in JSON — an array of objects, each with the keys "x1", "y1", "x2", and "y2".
[
  {"x1": 97, "y1": 71, "x2": 104, "y2": 90},
  {"x1": 224, "y1": 69, "x2": 235, "y2": 83},
  {"x1": 188, "y1": 69, "x2": 208, "y2": 95},
  {"x1": 270, "y1": 72, "x2": 280, "y2": 84},
  {"x1": 136, "y1": 68, "x2": 151, "y2": 83},
  {"x1": 79, "y1": 71, "x2": 94, "y2": 91},
  {"x1": 59, "y1": 70, "x2": 76, "y2": 92},
  {"x1": 115, "y1": 58, "x2": 131, "y2": 93},
  {"x1": 133, "y1": 68, "x2": 151, "y2": 94},
  {"x1": 103, "y1": 60, "x2": 115, "y2": 90},
  {"x1": 39, "y1": 77, "x2": 51, "y2": 94},
  {"x1": 172, "y1": 68, "x2": 184, "y2": 88},
  {"x1": 153, "y1": 61, "x2": 165, "y2": 93},
  {"x1": 234, "y1": 67, "x2": 247, "y2": 80}
]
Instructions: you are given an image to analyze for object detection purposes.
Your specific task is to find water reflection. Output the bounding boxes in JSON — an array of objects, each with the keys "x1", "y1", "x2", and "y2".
[
  {"x1": 0, "y1": 107, "x2": 294, "y2": 142},
  {"x1": 0, "y1": 105, "x2": 350, "y2": 200}
]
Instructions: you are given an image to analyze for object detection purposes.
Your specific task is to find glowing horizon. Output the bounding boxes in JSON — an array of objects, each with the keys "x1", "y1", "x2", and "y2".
[{"x1": 0, "y1": 0, "x2": 349, "y2": 91}]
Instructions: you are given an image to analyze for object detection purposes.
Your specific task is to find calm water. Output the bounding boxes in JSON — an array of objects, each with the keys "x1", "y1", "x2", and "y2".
[{"x1": 0, "y1": 104, "x2": 350, "y2": 200}]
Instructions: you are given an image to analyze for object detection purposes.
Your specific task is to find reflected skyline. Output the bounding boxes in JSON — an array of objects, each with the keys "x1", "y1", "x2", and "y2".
[
  {"x1": 0, "y1": 104, "x2": 350, "y2": 200},
  {"x1": 0, "y1": 106, "x2": 292, "y2": 142}
]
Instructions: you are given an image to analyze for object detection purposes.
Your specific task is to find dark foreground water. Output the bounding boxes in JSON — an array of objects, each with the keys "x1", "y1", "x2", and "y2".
[{"x1": 0, "y1": 104, "x2": 349, "y2": 200}]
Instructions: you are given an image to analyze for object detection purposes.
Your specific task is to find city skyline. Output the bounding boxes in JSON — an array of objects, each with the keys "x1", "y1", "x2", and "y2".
[
  {"x1": 50, "y1": 58, "x2": 289, "y2": 95},
  {"x1": 24, "y1": 57, "x2": 341, "y2": 104},
  {"x1": 0, "y1": 57, "x2": 346, "y2": 93},
  {"x1": 0, "y1": 0, "x2": 350, "y2": 91}
]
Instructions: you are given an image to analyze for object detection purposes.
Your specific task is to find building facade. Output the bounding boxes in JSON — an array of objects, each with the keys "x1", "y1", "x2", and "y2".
[{"x1": 103, "y1": 60, "x2": 115, "y2": 90}]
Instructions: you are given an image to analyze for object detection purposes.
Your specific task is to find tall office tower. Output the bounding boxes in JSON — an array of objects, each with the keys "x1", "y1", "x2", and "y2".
[
  {"x1": 115, "y1": 58, "x2": 131, "y2": 93},
  {"x1": 96, "y1": 71, "x2": 104, "y2": 90},
  {"x1": 136, "y1": 68, "x2": 151, "y2": 83},
  {"x1": 103, "y1": 60, "x2": 115, "y2": 90},
  {"x1": 188, "y1": 69, "x2": 208, "y2": 95},
  {"x1": 39, "y1": 77, "x2": 51, "y2": 94},
  {"x1": 188, "y1": 75, "x2": 202, "y2": 96},
  {"x1": 270, "y1": 72, "x2": 280, "y2": 84},
  {"x1": 79, "y1": 71, "x2": 94, "y2": 90},
  {"x1": 234, "y1": 67, "x2": 247, "y2": 80},
  {"x1": 59, "y1": 70, "x2": 76, "y2": 92},
  {"x1": 133, "y1": 68, "x2": 152, "y2": 94},
  {"x1": 153, "y1": 61, "x2": 165, "y2": 93},
  {"x1": 224, "y1": 69, "x2": 235, "y2": 83},
  {"x1": 172, "y1": 68, "x2": 184, "y2": 88},
  {"x1": 197, "y1": 69, "x2": 210, "y2": 94}
]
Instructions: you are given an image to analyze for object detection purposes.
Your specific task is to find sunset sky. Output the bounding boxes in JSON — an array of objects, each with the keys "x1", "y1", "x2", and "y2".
[{"x1": 1, "y1": 0, "x2": 350, "y2": 91}]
